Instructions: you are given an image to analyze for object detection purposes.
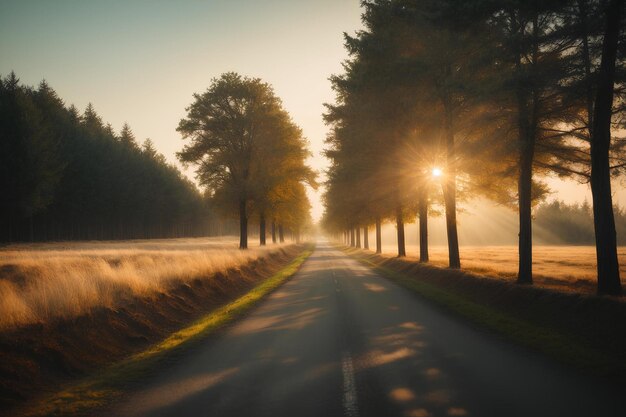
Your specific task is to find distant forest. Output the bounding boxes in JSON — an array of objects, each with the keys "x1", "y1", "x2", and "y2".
[
  {"x1": 0, "y1": 73, "x2": 233, "y2": 242},
  {"x1": 535, "y1": 200, "x2": 626, "y2": 245}
]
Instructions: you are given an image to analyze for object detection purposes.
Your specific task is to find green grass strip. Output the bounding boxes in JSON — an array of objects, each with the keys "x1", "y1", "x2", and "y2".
[
  {"x1": 347, "y1": 249, "x2": 621, "y2": 378},
  {"x1": 27, "y1": 246, "x2": 314, "y2": 417}
]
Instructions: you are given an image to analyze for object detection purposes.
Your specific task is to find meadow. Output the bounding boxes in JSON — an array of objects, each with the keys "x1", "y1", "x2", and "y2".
[
  {"x1": 382, "y1": 245, "x2": 626, "y2": 294},
  {"x1": 0, "y1": 237, "x2": 286, "y2": 330},
  {"x1": 2, "y1": 239, "x2": 623, "y2": 331}
]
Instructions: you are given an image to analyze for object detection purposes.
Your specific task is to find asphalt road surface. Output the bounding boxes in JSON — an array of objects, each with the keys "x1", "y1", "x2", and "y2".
[{"x1": 106, "y1": 241, "x2": 626, "y2": 417}]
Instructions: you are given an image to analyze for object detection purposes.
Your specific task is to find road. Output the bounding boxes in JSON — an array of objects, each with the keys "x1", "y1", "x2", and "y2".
[{"x1": 107, "y1": 241, "x2": 625, "y2": 417}]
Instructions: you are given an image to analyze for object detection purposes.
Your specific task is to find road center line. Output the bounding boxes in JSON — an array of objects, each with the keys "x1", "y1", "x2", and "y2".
[{"x1": 341, "y1": 350, "x2": 359, "y2": 417}]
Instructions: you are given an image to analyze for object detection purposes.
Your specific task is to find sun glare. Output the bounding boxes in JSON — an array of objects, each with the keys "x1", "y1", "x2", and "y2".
[{"x1": 432, "y1": 167, "x2": 442, "y2": 177}]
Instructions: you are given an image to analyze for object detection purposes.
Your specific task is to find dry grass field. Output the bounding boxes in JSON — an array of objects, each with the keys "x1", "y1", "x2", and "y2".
[
  {"x1": 0, "y1": 237, "x2": 285, "y2": 330},
  {"x1": 381, "y1": 245, "x2": 626, "y2": 294},
  {"x1": 2, "y1": 238, "x2": 623, "y2": 330}
]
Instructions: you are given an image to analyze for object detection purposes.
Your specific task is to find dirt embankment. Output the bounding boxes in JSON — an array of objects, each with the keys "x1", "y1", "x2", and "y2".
[
  {"x1": 0, "y1": 245, "x2": 303, "y2": 413},
  {"x1": 350, "y1": 249, "x2": 626, "y2": 379}
]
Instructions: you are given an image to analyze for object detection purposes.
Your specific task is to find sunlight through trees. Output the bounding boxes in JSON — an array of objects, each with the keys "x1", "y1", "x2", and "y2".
[{"x1": 322, "y1": 0, "x2": 625, "y2": 295}]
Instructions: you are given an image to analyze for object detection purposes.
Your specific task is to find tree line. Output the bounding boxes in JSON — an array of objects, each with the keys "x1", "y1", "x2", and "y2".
[
  {"x1": 177, "y1": 72, "x2": 316, "y2": 249},
  {"x1": 323, "y1": 0, "x2": 625, "y2": 295},
  {"x1": 0, "y1": 73, "x2": 224, "y2": 242},
  {"x1": 535, "y1": 200, "x2": 626, "y2": 245}
]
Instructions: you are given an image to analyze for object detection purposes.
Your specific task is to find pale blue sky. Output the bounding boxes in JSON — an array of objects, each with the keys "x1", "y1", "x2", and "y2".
[{"x1": 1, "y1": 0, "x2": 623, "y2": 222}]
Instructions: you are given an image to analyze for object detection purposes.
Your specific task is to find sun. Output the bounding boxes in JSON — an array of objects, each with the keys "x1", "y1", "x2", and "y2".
[{"x1": 432, "y1": 167, "x2": 442, "y2": 177}]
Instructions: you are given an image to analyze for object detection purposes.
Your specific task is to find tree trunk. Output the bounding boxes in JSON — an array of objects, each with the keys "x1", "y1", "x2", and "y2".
[
  {"x1": 363, "y1": 226, "x2": 369, "y2": 250},
  {"x1": 590, "y1": 0, "x2": 623, "y2": 295},
  {"x1": 239, "y1": 199, "x2": 248, "y2": 249},
  {"x1": 356, "y1": 226, "x2": 361, "y2": 248},
  {"x1": 279, "y1": 224, "x2": 285, "y2": 243},
  {"x1": 442, "y1": 183, "x2": 460, "y2": 268},
  {"x1": 442, "y1": 92, "x2": 460, "y2": 269},
  {"x1": 518, "y1": 143, "x2": 534, "y2": 284},
  {"x1": 418, "y1": 191, "x2": 429, "y2": 262},
  {"x1": 271, "y1": 219, "x2": 277, "y2": 243},
  {"x1": 396, "y1": 205, "x2": 406, "y2": 257},
  {"x1": 350, "y1": 227, "x2": 355, "y2": 247},
  {"x1": 259, "y1": 213, "x2": 266, "y2": 246},
  {"x1": 375, "y1": 217, "x2": 382, "y2": 254},
  {"x1": 514, "y1": 13, "x2": 536, "y2": 285}
]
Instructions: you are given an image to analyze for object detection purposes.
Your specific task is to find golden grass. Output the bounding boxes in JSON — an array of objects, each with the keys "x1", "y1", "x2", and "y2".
[
  {"x1": 381, "y1": 245, "x2": 626, "y2": 294},
  {"x1": 24, "y1": 247, "x2": 314, "y2": 417},
  {"x1": 0, "y1": 237, "x2": 287, "y2": 330}
]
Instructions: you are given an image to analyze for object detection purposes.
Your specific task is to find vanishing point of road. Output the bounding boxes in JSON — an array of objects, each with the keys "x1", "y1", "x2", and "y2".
[{"x1": 107, "y1": 241, "x2": 626, "y2": 417}]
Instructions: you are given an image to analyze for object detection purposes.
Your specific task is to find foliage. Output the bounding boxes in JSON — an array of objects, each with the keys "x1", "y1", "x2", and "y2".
[
  {"x1": 0, "y1": 73, "x2": 217, "y2": 242},
  {"x1": 177, "y1": 72, "x2": 314, "y2": 248},
  {"x1": 535, "y1": 199, "x2": 626, "y2": 245},
  {"x1": 323, "y1": 0, "x2": 625, "y2": 292}
]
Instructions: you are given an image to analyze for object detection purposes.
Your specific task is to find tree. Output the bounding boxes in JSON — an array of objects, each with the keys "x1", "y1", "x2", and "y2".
[
  {"x1": 119, "y1": 122, "x2": 139, "y2": 150},
  {"x1": 460, "y1": 0, "x2": 580, "y2": 284},
  {"x1": 1, "y1": 75, "x2": 214, "y2": 242},
  {"x1": 0, "y1": 74, "x2": 63, "y2": 240},
  {"x1": 543, "y1": 0, "x2": 625, "y2": 294},
  {"x1": 250, "y1": 109, "x2": 316, "y2": 246},
  {"x1": 324, "y1": 0, "x2": 487, "y2": 263},
  {"x1": 177, "y1": 72, "x2": 313, "y2": 249},
  {"x1": 589, "y1": 0, "x2": 624, "y2": 295},
  {"x1": 324, "y1": 5, "x2": 422, "y2": 258}
]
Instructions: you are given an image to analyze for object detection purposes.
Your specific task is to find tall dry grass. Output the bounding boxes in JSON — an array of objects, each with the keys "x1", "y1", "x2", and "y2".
[
  {"x1": 382, "y1": 244, "x2": 626, "y2": 292},
  {"x1": 0, "y1": 237, "x2": 286, "y2": 330}
]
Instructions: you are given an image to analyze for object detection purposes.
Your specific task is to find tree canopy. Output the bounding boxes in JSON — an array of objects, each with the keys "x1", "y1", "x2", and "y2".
[
  {"x1": 0, "y1": 73, "x2": 218, "y2": 242},
  {"x1": 323, "y1": 0, "x2": 625, "y2": 295},
  {"x1": 177, "y1": 72, "x2": 315, "y2": 249}
]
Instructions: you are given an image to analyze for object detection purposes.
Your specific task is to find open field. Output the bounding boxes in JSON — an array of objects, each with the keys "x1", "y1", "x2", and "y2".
[
  {"x1": 381, "y1": 245, "x2": 626, "y2": 295},
  {"x1": 12, "y1": 248, "x2": 313, "y2": 417},
  {"x1": 0, "y1": 237, "x2": 285, "y2": 330},
  {"x1": 0, "y1": 239, "x2": 306, "y2": 412}
]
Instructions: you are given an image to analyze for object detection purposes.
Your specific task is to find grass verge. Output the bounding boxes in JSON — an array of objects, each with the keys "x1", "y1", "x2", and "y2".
[
  {"x1": 344, "y1": 247, "x2": 626, "y2": 380},
  {"x1": 24, "y1": 245, "x2": 314, "y2": 417}
]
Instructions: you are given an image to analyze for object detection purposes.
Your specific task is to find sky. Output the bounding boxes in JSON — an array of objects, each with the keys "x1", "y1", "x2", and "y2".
[
  {"x1": 0, "y1": 0, "x2": 363, "y2": 221},
  {"x1": 1, "y1": 0, "x2": 624, "y2": 223}
]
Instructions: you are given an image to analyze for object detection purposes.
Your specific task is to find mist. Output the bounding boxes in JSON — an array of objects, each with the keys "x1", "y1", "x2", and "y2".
[{"x1": 375, "y1": 199, "x2": 625, "y2": 247}]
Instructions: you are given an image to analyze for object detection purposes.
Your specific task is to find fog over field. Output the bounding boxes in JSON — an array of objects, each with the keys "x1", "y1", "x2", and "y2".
[{"x1": 376, "y1": 199, "x2": 624, "y2": 246}]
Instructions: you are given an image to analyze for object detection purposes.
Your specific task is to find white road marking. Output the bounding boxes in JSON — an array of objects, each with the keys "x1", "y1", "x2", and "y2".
[{"x1": 342, "y1": 350, "x2": 359, "y2": 417}]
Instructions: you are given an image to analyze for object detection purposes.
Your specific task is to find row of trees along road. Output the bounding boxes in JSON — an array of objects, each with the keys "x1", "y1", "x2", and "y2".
[
  {"x1": 322, "y1": 0, "x2": 626, "y2": 295},
  {"x1": 0, "y1": 73, "x2": 226, "y2": 242},
  {"x1": 177, "y1": 73, "x2": 317, "y2": 249}
]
